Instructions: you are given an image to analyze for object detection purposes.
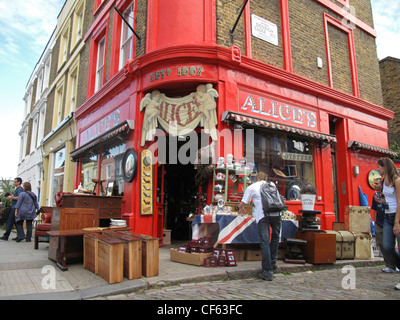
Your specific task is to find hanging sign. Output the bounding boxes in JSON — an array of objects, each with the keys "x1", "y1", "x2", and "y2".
[
  {"x1": 141, "y1": 149, "x2": 154, "y2": 215},
  {"x1": 140, "y1": 83, "x2": 219, "y2": 146}
]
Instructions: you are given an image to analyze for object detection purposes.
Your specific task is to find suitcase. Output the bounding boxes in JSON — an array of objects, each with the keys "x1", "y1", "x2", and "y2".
[
  {"x1": 344, "y1": 206, "x2": 371, "y2": 233},
  {"x1": 326, "y1": 230, "x2": 355, "y2": 259},
  {"x1": 354, "y1": 232, "x2": 372, "y2": 260},
  {"x1": 296, "y1": 231, "x2": 336, "y2": 264}
]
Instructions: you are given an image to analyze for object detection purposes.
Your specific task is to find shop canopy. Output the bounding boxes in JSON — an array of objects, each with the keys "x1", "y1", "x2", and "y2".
[
  {"x1": 221, "y1": 111, "x2": 337, "y2": 144},
  {"x1": 348, "y1": 140, "x2": 398, "y2": 157},
  {"x1": 70, "y1": 120, "x2": 134, "y2": 162}
]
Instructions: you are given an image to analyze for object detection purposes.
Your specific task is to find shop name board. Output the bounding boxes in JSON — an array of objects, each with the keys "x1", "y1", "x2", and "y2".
[
  {"x1": 81, "y1": 109, "x2": 121, "y2": 144},
  {"x1": 239, "y1": 91, "x2": 317, "y2": 129},
  {"x1": 281, "y1": 152, "x2": 313, "y2": 162},
  {"x1": 150, "y1": 66, "x2": 205, "y2": 82}
]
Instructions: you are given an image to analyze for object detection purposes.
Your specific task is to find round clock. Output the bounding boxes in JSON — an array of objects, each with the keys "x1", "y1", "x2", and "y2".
[{"x1": 122, "y1": 148, "x2": 138, "y2": 182}]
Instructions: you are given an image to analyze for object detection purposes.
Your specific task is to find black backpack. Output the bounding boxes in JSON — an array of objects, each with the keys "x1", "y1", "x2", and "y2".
[{"x1": 260, "y1": 181, "x2": 285, "y2": 214}]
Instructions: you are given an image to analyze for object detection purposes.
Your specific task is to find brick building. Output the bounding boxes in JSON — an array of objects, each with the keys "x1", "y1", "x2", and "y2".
[
  {"x1": 22, "y1": 0, "x2": 393, "y2": 240},
  {"x1": 379, "y1": 56, "x2": 400, "y2": 145}
]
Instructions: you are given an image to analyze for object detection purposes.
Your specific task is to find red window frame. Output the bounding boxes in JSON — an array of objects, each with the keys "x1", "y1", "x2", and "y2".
[
  {"x1": 87, "y1": 18, "x2": 109, "y2": 98},
  {"x1": 323, "y1": 13, "x2": 359, "y2": 98},
  {"x1": 110, "y1": 0, "x2": 138, "y2": 77}
]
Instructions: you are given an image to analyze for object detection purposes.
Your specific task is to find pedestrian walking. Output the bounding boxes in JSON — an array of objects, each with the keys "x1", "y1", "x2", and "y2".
[
  {"x1": 14, "y1": 182, "x2": 39, "y2": 242},
  {"x1": 376, "y1": 157, "x2": 400, "y2": 289},
  {"x1": 371, "y1": 177, "x2": 399, "y2": 273},
  {"x1": 0, "y1": 178, "x2": 23, "y2": 241},
  {"x1": 239, "y1": 172, "x2": 281, "y2": 281}
]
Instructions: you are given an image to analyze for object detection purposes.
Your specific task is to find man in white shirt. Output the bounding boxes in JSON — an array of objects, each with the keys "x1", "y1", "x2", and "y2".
[{"x1": 239, "y1": 172, "x2": 281, "y2": 281}]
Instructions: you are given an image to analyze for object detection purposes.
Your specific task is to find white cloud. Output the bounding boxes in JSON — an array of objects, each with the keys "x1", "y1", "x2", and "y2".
[{"x1": 371, "y1": 0, "x2": 400, "y2": 59}]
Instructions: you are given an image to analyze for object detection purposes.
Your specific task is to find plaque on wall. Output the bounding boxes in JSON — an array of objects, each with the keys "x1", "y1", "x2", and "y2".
[{"x1": 141, "y1": 149, "x2": 153, "y2": 215}]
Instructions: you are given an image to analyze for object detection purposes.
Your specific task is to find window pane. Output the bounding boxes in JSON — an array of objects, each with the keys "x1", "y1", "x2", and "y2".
[
  {"x1": 101, "y1": 143, "x2": 126, "y2": 196},
  {"x1": 81, "y1": 154, "x2": 98, "y2": 192},
  {"x1": 52, "y1": 147, "x2": 66, "y2": 206},
  {"x1": 246, "y1": 130, "x2": 315, "y2": 200}
]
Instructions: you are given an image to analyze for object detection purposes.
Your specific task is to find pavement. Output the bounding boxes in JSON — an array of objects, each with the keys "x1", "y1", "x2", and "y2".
[{"x1": 0, "y1": 228, "x2": 385, "y2": 300}]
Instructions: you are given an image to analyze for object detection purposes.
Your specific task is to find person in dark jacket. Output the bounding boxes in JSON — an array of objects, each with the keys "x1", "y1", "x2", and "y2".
[
  {"x1": 14, "y1": 182, "x2": 39, "y2": 242},
  {"x1": 0, "y1": 178, "x2": 23, "y2": 241}
]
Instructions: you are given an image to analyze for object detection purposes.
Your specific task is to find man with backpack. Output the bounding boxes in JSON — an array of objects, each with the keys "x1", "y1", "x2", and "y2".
[{"x1": 239, "y1": 172, "x2": 283, "y2": 281}]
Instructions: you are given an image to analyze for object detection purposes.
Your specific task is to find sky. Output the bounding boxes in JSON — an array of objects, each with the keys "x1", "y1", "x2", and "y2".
[{"x1": 0, "y1": 0, "x2": 399, "y2": 181}]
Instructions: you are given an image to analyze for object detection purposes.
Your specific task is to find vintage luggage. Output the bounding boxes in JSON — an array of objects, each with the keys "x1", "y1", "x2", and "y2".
[
  {"x1": 344, "y1": 206, "x2": 371, "y2": 233},
  {"x1": 354, "y1": 232, "x2": 372, "y2": 260},
  {"x1": 325, "y1": 230, "x2": 355, "y2": 260},
  {"x1": 97, "y1": 234, "x2": 125, "y2": 284},
  {"x1": 296, "y1": 230, "x2": 336, "y2": 264}
]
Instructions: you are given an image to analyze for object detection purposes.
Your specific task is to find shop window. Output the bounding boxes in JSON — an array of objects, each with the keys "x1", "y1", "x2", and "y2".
[
  {"x1": 52, "y1": 147, "x2": 65, "y2": 206},
  {"x1": 100, "y1": 143, "x2": 126, "y2": 196},
  {"x1": 81, "y1": 155, "x2": 98, "y2": 192},
  {"x1": 246, "y1": 130, "x2": 315, "y2": 200}
]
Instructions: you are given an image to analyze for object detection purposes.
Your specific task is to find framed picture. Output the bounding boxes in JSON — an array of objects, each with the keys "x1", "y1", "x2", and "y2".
[
  {"x1": 122, "y1": 148, "x2": 138, "y2": 182},
  {"x1": 107, "y1": 181, "x2": 114, "y2": 196}
]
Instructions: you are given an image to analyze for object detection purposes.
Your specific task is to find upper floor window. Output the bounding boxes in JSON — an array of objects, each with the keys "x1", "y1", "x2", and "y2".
[
  {"x1": 71, "y1": 1, "x2": 85, "y2": 50},
  {"x1": 94, "y1": 0, "x2": 105, "y2": 12},
  {"x1": 58, "y1": 24, "x2": 70, "y2": 69},
  {"x1": 36, "y1": 70, "x2": 43, "y2": 103},
  {"x1": 95, "y1": 36, "x2": 106, "y2": 92},
  {"x1": 119, "y1": 2, "x2": 135, "y2": 69}
]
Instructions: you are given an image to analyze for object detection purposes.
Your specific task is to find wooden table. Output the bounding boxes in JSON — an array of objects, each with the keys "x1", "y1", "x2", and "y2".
[{"x1": 48, "y1": 227, "x2": 131, "y2": 271}]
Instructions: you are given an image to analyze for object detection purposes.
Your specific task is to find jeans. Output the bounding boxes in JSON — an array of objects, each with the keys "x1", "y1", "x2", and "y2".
[
  {"x1": 16, "y1": 220, "x2": 33, "y2": 241},
  {"x1": 257, "y1": 215, "x2": 281, "y2": 277},
  {"x1": 3, "y1": 208, "x2": 16, "y2": 239},
  {"x1": 382, "y1": 213, "x2": 400, "y2": 269}
]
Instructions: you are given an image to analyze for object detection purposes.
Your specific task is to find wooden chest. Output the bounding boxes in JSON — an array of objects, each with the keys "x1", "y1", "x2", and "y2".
[
  {"x1": 296, "y1": 231, "x2": 336, "y2": 264},
  {"x1": 104, "y1": 231, "x2": 142, "y2": 280},
  {"x1": 131, "y1": 233, "x2": 159, "y2": 277},
  {"x1": 83, "y1": 234, "x2": 101, "y2": 274},
  {"x1": 97, "y1": 234, "x2": 125, "y2": 284}
]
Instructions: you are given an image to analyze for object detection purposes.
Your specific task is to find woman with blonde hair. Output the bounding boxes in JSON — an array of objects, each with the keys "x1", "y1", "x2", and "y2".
[
  {"x1": 377, "y1": 157, "x2": 400, "y2": 288},
  {"x1": 14, "y1": 182, "x2": 39, "y2": 242}
]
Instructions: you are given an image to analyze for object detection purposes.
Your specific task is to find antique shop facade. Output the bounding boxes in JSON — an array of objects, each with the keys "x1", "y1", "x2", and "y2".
[{"x1": 71, "y1": 0, "x2": 394, "y2": 241}]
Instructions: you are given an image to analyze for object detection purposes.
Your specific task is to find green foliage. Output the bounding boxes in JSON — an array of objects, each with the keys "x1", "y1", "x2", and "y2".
[
  {"x1": 0, "y1": 179, "x2": 15, "y2": 208},
  {"x1": 389, "y1": 141, "x2": 400, "y2": 160}
]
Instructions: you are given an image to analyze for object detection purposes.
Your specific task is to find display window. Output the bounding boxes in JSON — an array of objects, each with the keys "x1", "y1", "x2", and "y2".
[
  {"x1": 51, "y1": 147, "x2": 66, "y2": 206},
  {"x1": 100, "y1": 143, "x2": 126, "y2": 196},
  {"x1": 246, "y1": 129, "x2": 315, "y2": 200},
  {"x1": 81, "y1": 154, "x2": 98, "y2": 192}
]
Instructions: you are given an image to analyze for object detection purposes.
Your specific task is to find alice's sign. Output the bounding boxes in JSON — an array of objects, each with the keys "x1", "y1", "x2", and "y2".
[
  {"x1": 239, "y1": 90, "x2": 317, "y2": 130},
  {"x1": 140, "y1": 83, "x2": 219, "y2": 146}
]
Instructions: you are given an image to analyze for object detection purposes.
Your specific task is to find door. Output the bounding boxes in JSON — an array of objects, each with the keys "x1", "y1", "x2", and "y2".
[{"x1": 155, "y1": 164, "x2": 165, "y2": 243}]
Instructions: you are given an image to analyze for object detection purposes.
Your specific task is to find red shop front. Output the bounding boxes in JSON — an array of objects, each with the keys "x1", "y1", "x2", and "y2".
[{"x1": 71, "y1": 45, "x2": 395, "y2": 243}]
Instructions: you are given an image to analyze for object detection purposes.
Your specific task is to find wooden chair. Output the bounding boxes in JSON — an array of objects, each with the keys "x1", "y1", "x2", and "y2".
[{"x1": 34, "y1": 209, "x2": 53, "y2": 250}]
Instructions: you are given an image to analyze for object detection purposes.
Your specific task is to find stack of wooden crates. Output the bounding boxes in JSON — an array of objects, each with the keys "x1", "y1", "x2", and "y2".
[
  {"x1": 83, "y1": 231, "x2": 159, "y2": 284},
  {"x1": 328, "y1": 206, "x2": 372, "y2": 260}
]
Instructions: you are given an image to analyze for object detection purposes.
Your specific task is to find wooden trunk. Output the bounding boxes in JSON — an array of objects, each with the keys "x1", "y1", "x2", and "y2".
[
  {"x1": 344, "y1": 206, "x2": 371, "y2": 233},
  {"x1": 97, "y1": 235, "x2": 125, "y2": 284},
  {"x1": 296, "y1": 231, "x2": 336, "y2": 264},
  {"x1": 104, "y1": 231, "x2": 142, "y2": 279},
  {"x1": 131, "y1": 233, "x2": 159, "y2": 277},
  {"x1": 84, "y1": 234, "x2": 100, "y2": 274}
]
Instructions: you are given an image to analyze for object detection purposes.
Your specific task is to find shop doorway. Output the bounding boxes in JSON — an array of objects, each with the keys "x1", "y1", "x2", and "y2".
[
  {"x1": 330, "y1": 116, "x2": 340, "y2": 221},
  {"x1": 164, "y1": 162, "x2": 199, "y2": 241}
]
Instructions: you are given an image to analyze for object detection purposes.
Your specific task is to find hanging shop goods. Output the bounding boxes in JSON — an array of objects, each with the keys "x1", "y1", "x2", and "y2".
[
  {"x1": 141, "y1": 149, "x2": 154, "y2": 215},
  {"x1": 140, "y1": 83, "x2": 219, "y2": 146}
]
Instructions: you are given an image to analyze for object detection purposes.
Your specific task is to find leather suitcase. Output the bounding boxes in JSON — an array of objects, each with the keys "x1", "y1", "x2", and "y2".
[{"x1": 296, "y1": 231, "x2": 336, "y2": 264}]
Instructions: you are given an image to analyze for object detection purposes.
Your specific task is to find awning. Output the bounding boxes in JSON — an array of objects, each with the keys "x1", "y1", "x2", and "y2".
[
  {"x1": 348, "y1": 140, "x2": 397, "y2": 157},
  {"x1": 222, "y1": 111, "x2": 337, "y2": 143},
  {"x1": 70, "y1": 120, "x2": 134, "y2": 161}
]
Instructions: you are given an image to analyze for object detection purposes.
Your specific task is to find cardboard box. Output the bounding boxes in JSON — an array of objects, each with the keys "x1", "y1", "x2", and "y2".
[
  {"x1": 245, "y1": 249, "x2": 262, "y2": 261},
  {"x1": 344, "y1": 206, "x2": 371, "y2": 233},
  {"x1": 170, "y1": 248, "x2": 212, "y2": 266}
]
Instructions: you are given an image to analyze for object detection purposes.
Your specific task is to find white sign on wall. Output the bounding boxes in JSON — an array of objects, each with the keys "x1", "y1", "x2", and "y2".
[{"x1": 251, "y1": 14, "x2": 278, "y2": 46}]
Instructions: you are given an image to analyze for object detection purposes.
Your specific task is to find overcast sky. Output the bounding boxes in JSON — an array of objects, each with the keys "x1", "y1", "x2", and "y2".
[{"x1": 0, "y1": 0, "x2": 398, "y2": 180}]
